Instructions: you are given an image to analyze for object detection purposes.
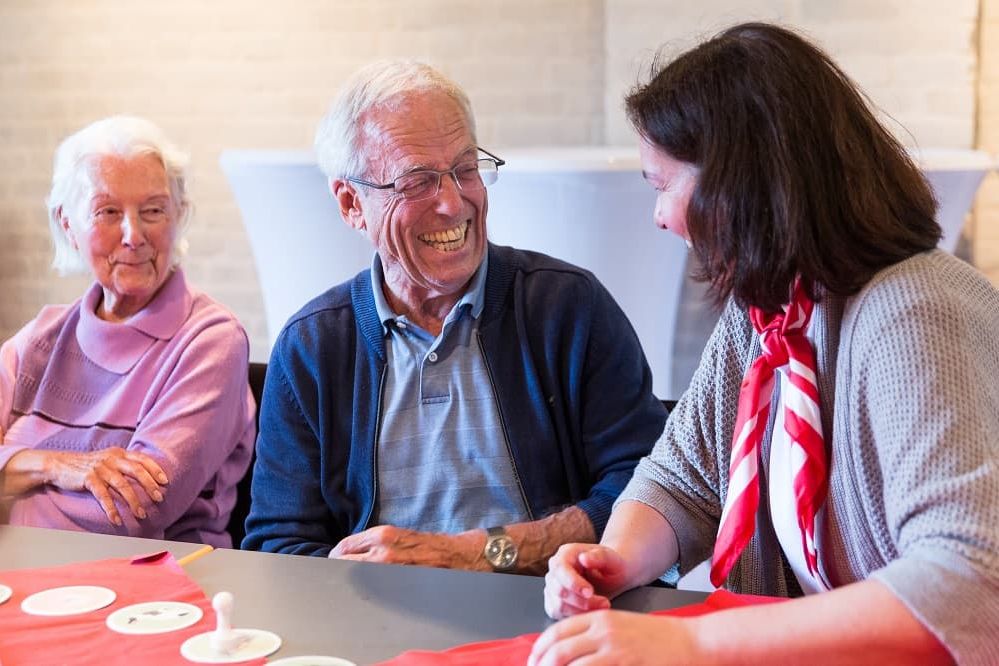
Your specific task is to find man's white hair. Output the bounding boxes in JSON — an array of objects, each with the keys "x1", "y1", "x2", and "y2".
[
  {"x1": 46, "y1": 115, "x2": 191, "y2": 275},
  {"x1": 314, "y1": 60, "x2": 476, "y2": 180}
]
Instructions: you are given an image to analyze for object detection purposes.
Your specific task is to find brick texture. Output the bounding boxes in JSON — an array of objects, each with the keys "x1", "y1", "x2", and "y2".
[
  {"x1": 0, "y1": 0, "x2": 603, "y2": 359},
  {"x1": 605, "y1": 0, "x2": 978, "y2": 147},
  {"x1": 0, "y1": 0, "x2": 993, "y2": 360},
  {"x1": 976, "y1": 0, "x2": 999, "y2": 282}
]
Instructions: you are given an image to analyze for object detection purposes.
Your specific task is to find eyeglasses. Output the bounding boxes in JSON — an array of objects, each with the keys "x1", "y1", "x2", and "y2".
[{"x1": 346, "y1": 147, "x2": 505, "y2": 202}]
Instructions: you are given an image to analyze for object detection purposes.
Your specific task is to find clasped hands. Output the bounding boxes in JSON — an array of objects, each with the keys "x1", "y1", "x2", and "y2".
[{"x1": 529, "y1": 543, "x2": 701, "y2": 666}]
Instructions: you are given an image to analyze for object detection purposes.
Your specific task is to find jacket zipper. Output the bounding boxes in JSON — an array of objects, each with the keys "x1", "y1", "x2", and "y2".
[
  {"x1": 476, "y1": 331, "x2": 534, "y2": 521},
  {"x1": 362, "y1": 363, "x2": 388, "y2": 531}
]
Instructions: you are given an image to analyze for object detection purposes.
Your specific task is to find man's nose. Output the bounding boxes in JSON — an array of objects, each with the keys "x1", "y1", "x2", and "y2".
[{"x1": 434, "y1": 171, "x2": 464, "y2": 213}]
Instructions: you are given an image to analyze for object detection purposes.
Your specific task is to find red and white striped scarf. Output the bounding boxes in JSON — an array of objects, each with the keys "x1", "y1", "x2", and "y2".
[{"x1": 710, "y1": 281, "x2": 829, "y2": 588}]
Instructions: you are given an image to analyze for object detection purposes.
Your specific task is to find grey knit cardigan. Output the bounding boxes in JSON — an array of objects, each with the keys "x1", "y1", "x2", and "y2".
[{"x1": 620, "y1": 250, "x2": 999, "y2": 665}]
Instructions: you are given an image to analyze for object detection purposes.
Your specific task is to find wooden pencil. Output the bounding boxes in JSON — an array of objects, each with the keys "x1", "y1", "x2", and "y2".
[{"x1": 176, "y1": 544, "x2": 214, "y2": 567}]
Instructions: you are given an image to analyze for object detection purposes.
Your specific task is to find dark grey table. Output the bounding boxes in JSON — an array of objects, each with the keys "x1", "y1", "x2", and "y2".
[
  {"x1": 185, "y1": 548, "x2": 708, "y2": 665},
  {"x1": 0, "y1": 524, "x2": 205, "y2": 570},
  {"x1": 0, "y1": 527, "x2": 708, "y2": 664}
]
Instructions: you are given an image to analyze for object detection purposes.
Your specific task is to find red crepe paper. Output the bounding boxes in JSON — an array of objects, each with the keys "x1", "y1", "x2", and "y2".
[
  {"x1": 376, "y1": 589, "x2": 786, "y2": 666},
  {"x1": 0, "y1": 551, "x2": 266, "y2": 666}
]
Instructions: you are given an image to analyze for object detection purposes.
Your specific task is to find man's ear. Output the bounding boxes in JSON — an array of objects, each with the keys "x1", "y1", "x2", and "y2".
[
  {"x1": 331, "y1": 178, "x2": 366, "y2": 232},
  {"x1": 58, "y1": 207, "x2": 79, "y2": 250}
]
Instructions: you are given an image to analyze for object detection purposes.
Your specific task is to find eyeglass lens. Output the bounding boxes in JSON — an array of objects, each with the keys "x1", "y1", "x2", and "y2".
[{"x1": 396, "y1": 159, "x2": 499, "y2": 200}]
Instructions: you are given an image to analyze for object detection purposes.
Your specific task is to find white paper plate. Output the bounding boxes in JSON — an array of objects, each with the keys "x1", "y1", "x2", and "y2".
[
  {"x1": 269, "y1": 657, "x2": 357, "y2": 666},
  {"x1": 21, "y1": 585, "x2": 116, "y2": 616},
  {"x1": 106, "y1": 600, "x2": 203, "y2": 634},
  {"x1": 180, "y1": 628, "x2": 282, "y2": 663}
]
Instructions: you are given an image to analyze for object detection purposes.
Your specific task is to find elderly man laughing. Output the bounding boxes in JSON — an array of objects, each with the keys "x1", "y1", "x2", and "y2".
[{"x1": 243, "y1": 61, "x2": 666, "y2": 574}]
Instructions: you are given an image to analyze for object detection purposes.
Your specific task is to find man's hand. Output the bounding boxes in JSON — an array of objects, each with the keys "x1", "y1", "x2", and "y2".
[
  {"x1": 329, "y1": 525, "x2": 486, "y2": 570},
  {"x1": 328, "y1": 507, "x2": 597, "y2": 574}
]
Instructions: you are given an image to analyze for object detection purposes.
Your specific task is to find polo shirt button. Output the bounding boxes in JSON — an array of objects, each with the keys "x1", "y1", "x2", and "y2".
[{"x1": 428, "y1": 351, "x2": 438, "y2": 362}]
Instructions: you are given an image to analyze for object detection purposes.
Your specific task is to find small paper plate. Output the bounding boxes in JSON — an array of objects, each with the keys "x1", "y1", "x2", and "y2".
[
  {"x1": 106, "y1": 600, "x2": 204, "y2": 635},
  {"x1": 269, "y1": 657, "x2": 357, "y2": 666},
  {"x1": 180, "y1": 628, "x2": 282, "y2": 663},
  {"x1": 21, "y1": 585, "x2": 116, "y2": 616},
  {"x1": 0, "y1": 584, "x2": 12, "y2": 605}
]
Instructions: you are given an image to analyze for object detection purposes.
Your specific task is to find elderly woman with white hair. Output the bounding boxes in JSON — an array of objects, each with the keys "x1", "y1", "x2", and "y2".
[{"x1": 0, "y1": 115, "x2": 254, "y2": 547}]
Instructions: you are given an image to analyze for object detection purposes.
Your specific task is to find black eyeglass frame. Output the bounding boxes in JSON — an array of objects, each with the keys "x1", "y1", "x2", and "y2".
[{"x1": 345, "y1": 147, "x2": 506, "y2": 197}]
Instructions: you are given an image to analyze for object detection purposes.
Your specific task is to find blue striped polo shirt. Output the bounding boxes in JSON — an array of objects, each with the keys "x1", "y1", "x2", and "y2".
[{"x1": 369, "y1": 253, "x2": 530, "y2": 533}]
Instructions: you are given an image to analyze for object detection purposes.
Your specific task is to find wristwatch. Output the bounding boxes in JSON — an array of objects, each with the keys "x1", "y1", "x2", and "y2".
[{"x1": 483, "y1": 526, "x2": 518, "y2": 572}]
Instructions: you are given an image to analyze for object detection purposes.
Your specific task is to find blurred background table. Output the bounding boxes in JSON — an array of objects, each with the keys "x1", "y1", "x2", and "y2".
[{"x1": 222, "y1": 146, "x2": 992, "y2": 400}]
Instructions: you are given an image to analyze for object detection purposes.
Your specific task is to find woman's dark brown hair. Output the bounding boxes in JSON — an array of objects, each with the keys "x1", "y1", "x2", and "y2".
[{"x1": 626, "y1": 22, "x2": 940, "y2": 313}]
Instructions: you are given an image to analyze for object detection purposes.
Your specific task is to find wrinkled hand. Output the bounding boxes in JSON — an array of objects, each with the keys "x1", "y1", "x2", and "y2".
[
  {"x1": 544, "y1": 543, "x2": 630, "y2": 619},
  {"x1": 529, "y1": 609, "x2": 699, "y2": 666},
  {"x1": 47, "y1": 448, "x2": 167, "y2": 526},
  {"x1": 329, "y1": 525, "x2": 480, "y2": 570}
]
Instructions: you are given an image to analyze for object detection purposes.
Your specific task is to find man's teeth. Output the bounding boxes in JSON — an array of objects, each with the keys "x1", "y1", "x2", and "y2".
[{"x1": 419, "y1": 221, "x2": 468, "y2": 245}]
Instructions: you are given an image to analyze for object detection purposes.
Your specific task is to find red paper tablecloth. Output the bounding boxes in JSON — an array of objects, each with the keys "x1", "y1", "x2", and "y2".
[
  {"x1": 0, "y1": 551, "x2": 266, "y2": 666},
  {"x1": 376, "y1": 589, "x2": 785, "y2": 666}
]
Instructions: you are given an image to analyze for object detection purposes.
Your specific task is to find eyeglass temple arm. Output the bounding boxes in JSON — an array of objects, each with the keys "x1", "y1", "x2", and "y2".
[
  {"x1": 477, "y1": 146, "x2": 505, "y2": 167},
  {"x1": 345, "y1": 176, "x2": 396, "y2": 190}
]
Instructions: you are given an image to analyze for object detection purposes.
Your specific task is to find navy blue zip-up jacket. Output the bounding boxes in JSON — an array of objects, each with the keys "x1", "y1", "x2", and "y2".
[{"x1": 243, "y1": 244, "x2": 667, "y2": 556}]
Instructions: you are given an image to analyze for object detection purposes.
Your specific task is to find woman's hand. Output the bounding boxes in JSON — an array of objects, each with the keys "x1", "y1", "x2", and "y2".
[
  {"x1": 544, "y1": 543, "x2": 632, "y2": 619},
  {"x1": 44, "y1": 448, "x2": 168, "y2": 526},
  {"x1": 529, "y1": 609, "x2": 699, "y2": 666}
]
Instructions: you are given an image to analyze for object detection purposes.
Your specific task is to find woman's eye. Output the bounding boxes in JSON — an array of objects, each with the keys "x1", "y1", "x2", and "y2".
[{"x1": 642, "y1": 176, "x2": 667, "y2": 193}]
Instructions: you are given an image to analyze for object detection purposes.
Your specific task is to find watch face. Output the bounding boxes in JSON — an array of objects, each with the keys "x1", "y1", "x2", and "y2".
[{"x1": 485, "y1": 535, "x2": 518, "y2": 570}]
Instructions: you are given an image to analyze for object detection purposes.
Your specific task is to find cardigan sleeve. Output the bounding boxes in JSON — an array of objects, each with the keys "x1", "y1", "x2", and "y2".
[
  {"x1": 562, "y1": 275, "x2": 670, "y2": 536},
  {"x1": 241, "y1": 323, "x2": 342, "y2": 556},
  {"x1": 845, "y1": 261, "x2": 999, "y2": 666}
]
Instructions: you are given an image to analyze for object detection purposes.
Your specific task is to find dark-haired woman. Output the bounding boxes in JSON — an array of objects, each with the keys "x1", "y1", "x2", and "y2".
[{"x1": 532, "y1": 22, "x2": 997, "y2": 666}]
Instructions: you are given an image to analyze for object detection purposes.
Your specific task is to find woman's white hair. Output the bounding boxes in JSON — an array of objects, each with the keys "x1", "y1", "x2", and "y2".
[
  {"x1": 46, "y1": 115, "x2": 191, "y2": 276},
  {"x1": 314, "y1": 60, "x2": 476, "y2": 180}
]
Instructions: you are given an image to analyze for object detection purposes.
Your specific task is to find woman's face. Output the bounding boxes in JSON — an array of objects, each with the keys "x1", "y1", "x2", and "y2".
[
  {"x1": 638, "y1": 137, "x2": 699, "y2": 244},
  {"x1": 62, "y1": 153, "x2": 180, "y2": 322}
]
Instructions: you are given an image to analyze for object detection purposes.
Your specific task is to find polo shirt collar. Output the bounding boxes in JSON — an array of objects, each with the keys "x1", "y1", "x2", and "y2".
[
  {"x1": 76, "y1": 268, "x2": 192, "y2": 374},
  {"x1": 370, "y1": 253, "x2": 488, "y2": 335}
]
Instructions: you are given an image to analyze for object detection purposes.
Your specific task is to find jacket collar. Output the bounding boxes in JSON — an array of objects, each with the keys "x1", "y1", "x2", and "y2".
[{"x1": 353, "y1": 244, "x2": 514, "y2": 362}]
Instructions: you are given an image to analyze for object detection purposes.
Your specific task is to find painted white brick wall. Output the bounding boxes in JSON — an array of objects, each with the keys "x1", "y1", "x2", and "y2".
[
  {"x1": 605, "y1": 0, "x2": 979, "y2": 148},
  {"x1": 975, "y1": 1, "x2": 999, "y2": 283},
  {"x1": 0, "y1": 0, "x2": 603, "y2": 360},
  {"x1": 0, "y1": 0, "x2": 990, "y2": 359}
]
